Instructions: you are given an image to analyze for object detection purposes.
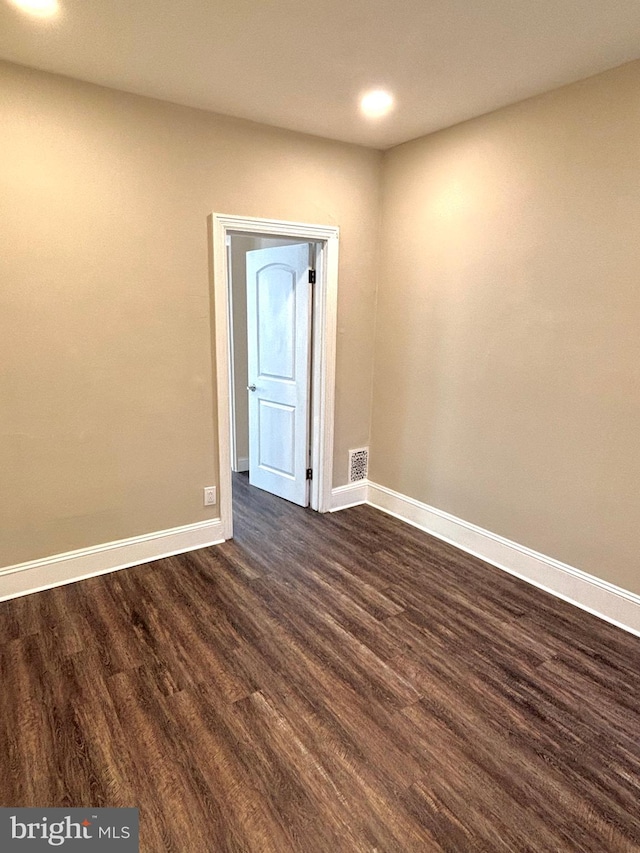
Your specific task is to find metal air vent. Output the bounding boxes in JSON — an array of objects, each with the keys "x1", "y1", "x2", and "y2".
[{"x1": 348, "y1": 447, "x2": 369, "y2": 483}]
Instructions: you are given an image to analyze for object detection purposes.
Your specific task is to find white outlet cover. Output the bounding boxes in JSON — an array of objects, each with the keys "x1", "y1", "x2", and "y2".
[{"x1": 203, "y1": 486, "x2": 217, "y2": 506}]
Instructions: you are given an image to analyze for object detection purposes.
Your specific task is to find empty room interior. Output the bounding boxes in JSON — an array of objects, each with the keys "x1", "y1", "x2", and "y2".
[{"x1": 1, "y1": 0, "x2": 640, "y2": 850}]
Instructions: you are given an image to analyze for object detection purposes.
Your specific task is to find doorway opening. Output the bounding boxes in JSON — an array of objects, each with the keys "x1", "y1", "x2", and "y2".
[
  {"x1": 231, "y1": 236, "x2": 316, "y2": 505},
  {"x1": 211, "y1": 214, "x2": 340, "y2": 540}
]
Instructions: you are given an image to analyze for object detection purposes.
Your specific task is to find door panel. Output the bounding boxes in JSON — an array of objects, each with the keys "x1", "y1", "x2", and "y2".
[
  {"x1": 257, "y1": 268, "x2": 296, "y2": 379},
  {"x1": 246, "y1": 243, "x2": 311, "y2": 506},
  {"x1": 257, "y1": 400, "x2": 295, "y2": 475}
]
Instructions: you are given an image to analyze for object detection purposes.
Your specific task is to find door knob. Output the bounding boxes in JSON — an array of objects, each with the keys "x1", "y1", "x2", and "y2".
[{"x1": 247, "y1": 384, "x2": 256, "y2": 392}]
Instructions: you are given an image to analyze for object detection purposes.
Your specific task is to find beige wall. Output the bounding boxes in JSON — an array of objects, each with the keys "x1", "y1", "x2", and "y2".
[
  {"x1": 0, "y1": 60, "x2": 380, "y2": 567},
  {"x1": 371, "y1": 60, "x2": 640, "y2": 594},
  {"x1": 4, "y1": 55, "x2": 639, "y2": 599},
  {"x1": 229, "y1": 235, "x2": 255, "y2": 469}
]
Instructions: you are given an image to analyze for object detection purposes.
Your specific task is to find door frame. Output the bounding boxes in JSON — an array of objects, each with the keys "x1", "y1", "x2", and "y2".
[{"x1": 211, "y1": 213, "x2": 340, "y2": 539}]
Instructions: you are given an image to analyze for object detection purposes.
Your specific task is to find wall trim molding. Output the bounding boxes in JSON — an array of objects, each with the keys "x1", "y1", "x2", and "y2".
[
  {"x1": 365, "y1": 481, "x2": 640, "y2": 637},
  {"x1": 0, "y1": 519, "x2": 225, "y2": 602},
  {"x1": 330, "y1": 482, "x2": 369, "y2": 511},
  {"x1": 5, "y1": 480, "x2": 639, "y2": 637}
]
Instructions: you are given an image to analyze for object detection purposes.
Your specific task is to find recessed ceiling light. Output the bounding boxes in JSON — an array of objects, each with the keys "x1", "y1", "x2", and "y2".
[
  {"x1": 360, "y1": 89, "x2": 394, "y2": 119},
  {"x1": 8, "y1": 0, "x2": 59, "y2": 18}
]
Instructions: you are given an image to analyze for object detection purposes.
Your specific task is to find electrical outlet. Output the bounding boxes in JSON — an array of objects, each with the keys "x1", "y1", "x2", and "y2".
[{"x1": 203, "y1": 486, "x2": 216, "y2": 506}]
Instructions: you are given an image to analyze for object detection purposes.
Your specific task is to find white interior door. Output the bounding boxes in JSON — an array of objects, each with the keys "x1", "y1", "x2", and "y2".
[{"x1": 246, "y1": 243, "x2": 312, "y2": 506}]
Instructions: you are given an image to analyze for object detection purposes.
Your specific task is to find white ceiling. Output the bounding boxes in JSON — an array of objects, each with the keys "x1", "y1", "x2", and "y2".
[{"x1": 2, "y1": 0, "x2": 640, "y2": 149}]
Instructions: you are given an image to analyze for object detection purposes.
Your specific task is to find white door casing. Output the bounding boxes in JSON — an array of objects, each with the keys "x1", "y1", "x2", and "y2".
[
  {"x1": 212, "y1": 213, "x2": 340, "y2": 540},
  {"x1": 246, "y1": 243, "x2": 312, "y2": 506}
]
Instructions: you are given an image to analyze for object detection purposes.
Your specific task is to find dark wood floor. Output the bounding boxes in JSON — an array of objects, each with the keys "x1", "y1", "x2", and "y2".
[{"x1": 1, "y1": 475, "x2": 640, "y2": 851}]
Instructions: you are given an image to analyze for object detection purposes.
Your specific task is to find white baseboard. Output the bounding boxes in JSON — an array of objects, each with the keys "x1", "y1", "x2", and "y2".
[
  {"x1": 0, "y1": 519, "x2": 226, "y2": 602},
  {"x1": 6, "y1": 481, "x2": 640, "y2": 638},
  {"x1": 237, "y1": 457, "x2": 249, "y2": 473},
  {"x1": 330, "y1": 481, "x2": 369, "y2": 511},
  {"x1": 366, "y1": 482, "x2": 640, "y2": 638}
]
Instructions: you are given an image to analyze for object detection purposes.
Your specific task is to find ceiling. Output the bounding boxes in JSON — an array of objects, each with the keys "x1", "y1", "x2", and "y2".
[{"x1": 2, "y1": 0, "x2": 640, "y2": 149}]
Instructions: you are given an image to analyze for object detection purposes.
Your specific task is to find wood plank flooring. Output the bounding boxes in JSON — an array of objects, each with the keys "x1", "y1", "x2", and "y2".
[{"x1": 1, "y1": 473, "x2": 640, "y2": 851}]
